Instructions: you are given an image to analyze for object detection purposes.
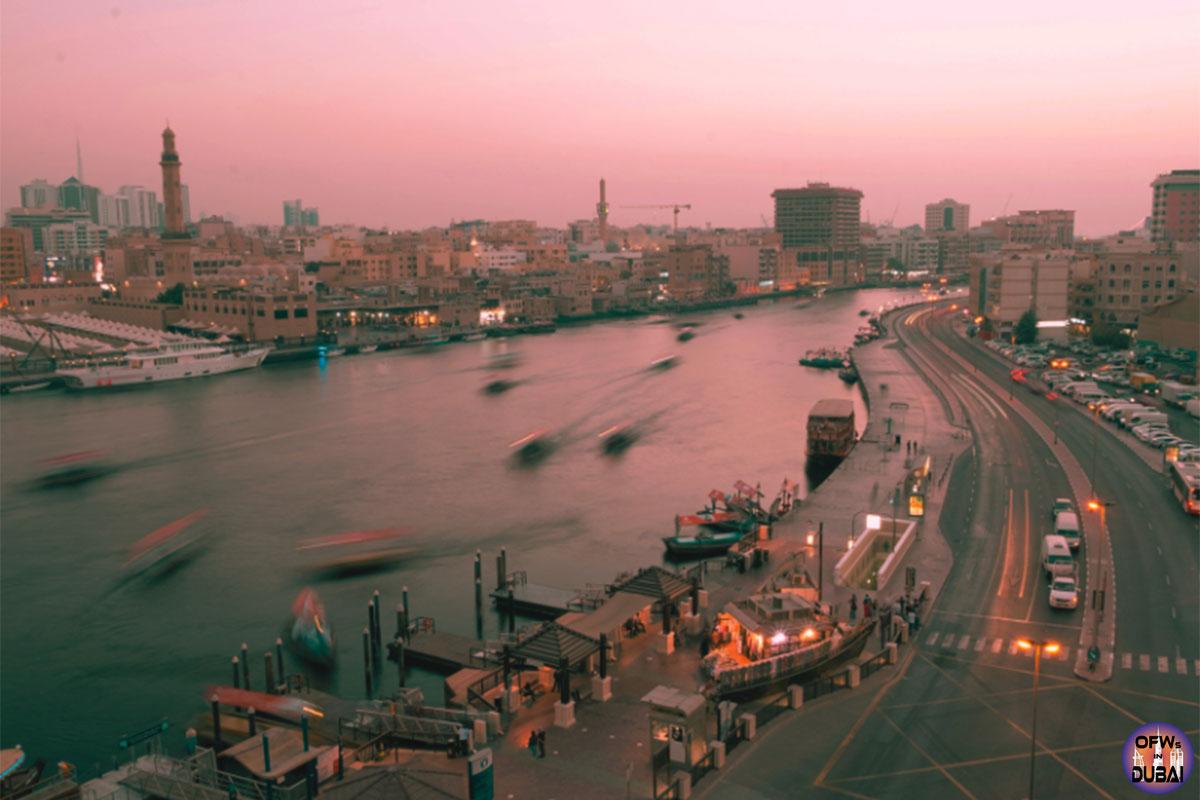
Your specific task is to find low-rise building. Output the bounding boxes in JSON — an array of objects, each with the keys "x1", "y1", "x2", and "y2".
[
  {"x1": 1, "y1": 282, "x2": 104, "y2": 312},
  {"x1": 181, "y1": 285, "x2": 317, "y2": 342},
  {"x1": 1, "y1": 227, "x2": 35, "y2": 283},
  {"x1": 1090, "y1": 245, "x2": 1191, "y2": 327},
  {"x1": 970, "y1": 249, "x2": 1074, "y2": 331},
  {"x1": 1137, "y1": 292, "x2": 1198, "y2": 350}
]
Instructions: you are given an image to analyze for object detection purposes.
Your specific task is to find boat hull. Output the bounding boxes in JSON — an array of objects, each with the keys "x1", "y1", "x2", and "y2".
[
  {"x1": 59, "y1": 347, "x2": 269, "y2": 389},
  {"x1": 715, "y1": 620, "x2": 876, "y2": 701},
  {"x1": 662, "y1": 535, "x2": 742, "y2": 558}
]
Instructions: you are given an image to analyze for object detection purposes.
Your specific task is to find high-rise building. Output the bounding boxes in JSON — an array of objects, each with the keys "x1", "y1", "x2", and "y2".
[
  {"x1": 301, "y1": 207, "x2": 319, "y2": 227},
  {"x1": 4, "y1": 207, "x2": 91, "y2": 251},
  {"x1": 57, "y1": 177, "x2": 101, "y2": 222},
  {"x1": 159, "y1": 126, "x2": 193, "y2": 283},
  {"x1": 772, "y1": 183, "x2": 863, "y2": 249},
  {"x1": 1150, "y1": 169, "x2": 1199, "y2": 243},
  {"x1": 117, "y1": 185, "x2": 160, "y2": 229},
  {"x1": 97, "y1": 193, "x2": 130, "y2": 229},
  {"x1": 1, "y1": 227, "x2": 35, "y2": 283},
  {"x1": 283, "y1": 199, "x2": 303, "y2": 227},
  {"x1": 20, "y1": 179, "x2": 58, "y2": 209},
  {"x1": 925, "y1": 199, "x2": 970, "y2": 233},
  {"x1": 597, "y1": 178, "x2": 609, "y2": 243}
]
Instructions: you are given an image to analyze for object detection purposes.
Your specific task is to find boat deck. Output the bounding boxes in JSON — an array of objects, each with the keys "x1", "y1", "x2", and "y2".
[{"x1": 404, "y1": 631, "x2": 487, "y2": 673}]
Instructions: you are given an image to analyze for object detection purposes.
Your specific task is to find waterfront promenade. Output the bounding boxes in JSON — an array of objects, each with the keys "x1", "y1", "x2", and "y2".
[{"x1": 482, "y1": 303, "x2": 967, "y2": 799}]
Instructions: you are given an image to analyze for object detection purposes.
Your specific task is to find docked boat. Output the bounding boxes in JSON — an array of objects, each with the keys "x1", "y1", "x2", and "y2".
[
  {"x1": 1, "y1": 747, "x2": 44, "y2": 800},
  {"x1": 663, "y1": 514, "x2": 751, "y2": 558},
  {"x1": 57, "y1": 340, "x2": 270, "y2": 389},
  {"x1": 798, "y1": 349, "x2": 849, "y2": 369},
  {"x1": 598, "y1": 422, "x2": 639, "y2": 455},
  {"x1": 766, "y1": 478, "x2": 799, "y2": 521},
  {"x1": 7, "y1": 381, "x2": 51, "y2": 393},
  {"x1": 320, "y1": 346, "x2": 345, "y2": 357},
  {"x1": 510, "y1": 428, "x2": 555, "y2": 465},
  {"x1": 34, "y1": 450, "x2": 109, "y2": 489},
  {"x1": 806, "y1": 398, "x2": 856, "y2": 467},
  {"x1": 733, "y1": 312, "x2": 744, "y2": 319},
  {"x1": 705, "y1": 589, "x2": 875, "y2": 700},
  {"x1": 416, "y1": 333, "x2": 450, "y2": 347},
  {"x1": 838, "y1": 365, "x2": 859, "y2": 384},
  {"x1": 358, "y1": 344, "x2": 378, "y2": 354},
  {"x1": 463, "y1": 332, "x2": 488, "y2": 342},
  {"x1": 527, "y1": 320, "x2": 557, "y2": 334},
  {"x1": 123, "y1": 510, "x2": 210, "y2": 578},
  {"x1": 296, "y1": 528, "x2": 418, "y2": 578},
  {"x1": 858, "y1": 309, "x2": 871, "y2": 316},
  {"x1": 288, "y1": 588, "x2": 336, "y2": 667}
]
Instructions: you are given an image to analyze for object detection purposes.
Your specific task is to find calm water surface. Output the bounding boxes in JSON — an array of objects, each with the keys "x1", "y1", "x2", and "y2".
[{"x1": 0, "y1": 288, "x2": 917, "y2": 769}]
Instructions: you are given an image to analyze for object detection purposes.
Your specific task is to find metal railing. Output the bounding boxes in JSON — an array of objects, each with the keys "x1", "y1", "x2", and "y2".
[{"x1": 753, "y1": 692, "x2": 790, "y2": 728}]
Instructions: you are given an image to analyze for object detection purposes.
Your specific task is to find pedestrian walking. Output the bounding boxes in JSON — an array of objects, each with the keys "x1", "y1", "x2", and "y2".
[
  {"x1": 849, "y1": 594, "x2": 858, "y2": 623},
  {"x1": 863, "y1": 595, "x2": 873, "y2": 620},
  {"x1": 527, "y1": 730, "x2": 538, "y2": 758},
  {"x1": 537, "y1": 728, "x2": 546, "y2": 758}
]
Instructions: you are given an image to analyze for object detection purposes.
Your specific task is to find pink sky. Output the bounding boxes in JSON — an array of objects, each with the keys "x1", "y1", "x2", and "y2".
[{"x1": 2, "y1": 0, "x2": 1197, "y2": 236}]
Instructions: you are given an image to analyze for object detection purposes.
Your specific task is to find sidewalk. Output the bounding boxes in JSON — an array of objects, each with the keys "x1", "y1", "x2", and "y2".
[{"x1": 483, "y1": 303, "x2": 966, "y2": 799}]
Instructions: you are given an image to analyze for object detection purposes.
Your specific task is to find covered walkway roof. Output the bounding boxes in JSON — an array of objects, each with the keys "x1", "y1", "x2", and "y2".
[
  {"x1": 510, "y1": 621, "x2": 600, "y2": 669},
  {"x1": 612, "y1": 566, "x2": 693, "y2": 603}
]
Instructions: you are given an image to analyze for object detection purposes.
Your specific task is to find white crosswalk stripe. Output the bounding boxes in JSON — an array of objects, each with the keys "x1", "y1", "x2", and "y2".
[
  {"x1": 991, "y1": 638, "x2": 1003, "y2": 654},
  {"x1": 926, "y1": 632, "x2": 940, "y2": 646},
  {"x1": 958, "y1": 635, "x2": 970, "y2": 650},
  {"x1": 1139, "y1": 654, "x2": 1151, "y2": 671},
  {"x1": 1177, "y1": 658, "x2": 1187, "y2": 675},
  {"x1": 1008, "y1": 640, "x2": 1020, "y2": 655},
  {"x1": 1158, "y1": 656, "x2": 1169, "y2": 673},
  {"x1": 1058, "y1": 647, "x2": 1070, "y2": 661},
  {"x1": 974, "y1": 638, "x2": 986, "y2": 652},
  {"x1": 1195, "y1": 660, "x2": 1200, "y2": 676},
  {"x1": 1122, "y1": 653, "x2": 1132, "y2": 669}
]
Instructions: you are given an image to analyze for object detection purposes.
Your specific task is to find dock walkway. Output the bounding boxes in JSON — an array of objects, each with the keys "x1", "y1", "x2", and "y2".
[{"x1": 403, "y1": 631, "x2": 486, "y2": 673}]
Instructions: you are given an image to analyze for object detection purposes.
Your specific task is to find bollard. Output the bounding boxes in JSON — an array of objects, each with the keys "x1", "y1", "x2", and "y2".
[
  {"x1": 247, "y1": 707, "x2": 257, "y2": 736},
  {"x1": 232, "y1": 656, "x2": 241, "y2": 690},
  {"x1": 265, "y1": 652, "x2": 275, "y2": 694},
  {"x1": 709, "y1": 740, "x2": 726, "y2": 768},
  {"x1": 210, "y1": 697, "x2": 222, "y2": 751},
  {"x1": 401, "y1": 587, "x2": 410, "y2": 642},
  {"x1": 886, "y1": 642, "x2": 898, "y2": 664},
  {"x1": 847, "y1": 664, "x2": 861, "y2": 688},
  {"x1": 275, "y1": 638, "x2": 286, "y2": 687},
  {"x1": 740, "y1": 713, "x2": 757, "y2": 740},
  {"x1": 261, "y1": 732, "x2": 271, "y2": 773},
  {"x1": 241, "y1": 643, "x2": 250, "y2": 690},
  {"x1": 363, "y1": 628, "x2": 373, "y2": 698},
  {"x1": 788, "y1": 684, "x2": 804, "y2": 709},
  {"x1": 301, "y1": 715, "x2": 309, "y2": 752},
  {"x1": 372, "y1": 590, "x2": 382, "y2": 656}
]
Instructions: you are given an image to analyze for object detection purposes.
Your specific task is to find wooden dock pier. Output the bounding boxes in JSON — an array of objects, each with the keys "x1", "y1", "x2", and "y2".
[
  {"x1": 403, "y1": 630, "x2": 487, "y2": 673},
  {"x1": 489, "y1": 582, "x2": 579, "y2": 619}
]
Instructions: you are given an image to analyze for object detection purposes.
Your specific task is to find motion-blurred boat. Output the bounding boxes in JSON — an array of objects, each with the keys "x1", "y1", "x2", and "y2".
[
  {"x1": 34, "y1": 451, "x2": 109, "y2": 489},
  {"x1": 733, "y1": 312, "x2": 744, "y2": 319},
  {"x1": 288, "y1": 588, "x2": 336, "y2": 667},
  {"x1": 483, "y1": 375, "x2": 515, "y2": 395},
  {"x1": 598, "y1": 422, "x2": 639, "y2": 455},
  {"x1": 858, "y1": 309, "x2": 870, "y2": 316},
  {"x1": 123, "y1": 510, "x2": 210, "y2": 577},
  {"x1": 510, "y1": 429, "x2": 555, "y2": 465},
  {"x1": 838, "y1": 365, "x2": 859, "y2": 384},
  {"x1": 296, "y1": 528, "x2": 419, "y2": 577},
  {"x1": 489, "y1": 351, "x2": 522, "y2": 369},
  {"x1": 319, "y1": 346, "x2": 345, "y2": 358},
  {"x1": 677, "y1": 328, "x2": 696, "y2": 342},
  {"x1": 463, "y1": 332, "x2": 488, "y2": 341},
  {"x1": 649, "y1": 355, "x2": 678, "y2": 371},
  {"x1": 7, "y1": 382, "x2": 51, "y2": 393}
]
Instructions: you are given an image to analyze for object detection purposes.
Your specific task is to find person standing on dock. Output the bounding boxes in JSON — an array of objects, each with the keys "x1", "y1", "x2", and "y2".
[
  {"x1": 849, "y1": 594, "x2": 858, "y2": 623},
  {"x1": 527, "y1": 729, "x2": 538, "y2": 758},
  {"x1": 537, "y1": 728, "x2": 546, "y2": 758}
]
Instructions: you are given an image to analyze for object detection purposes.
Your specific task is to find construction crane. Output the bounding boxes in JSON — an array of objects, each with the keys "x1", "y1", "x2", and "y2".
[{"x1": 620, "y1": 204, "x2": 692, "y2": 235}]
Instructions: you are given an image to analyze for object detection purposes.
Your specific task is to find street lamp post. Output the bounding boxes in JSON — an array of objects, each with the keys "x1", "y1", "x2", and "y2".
[
  {"x1": 1089, "y1": 406, "x2": 1100, "y2": 495},
  {"x1": 1017, "y1": 638, "x2": 1060, "y2": 800}
]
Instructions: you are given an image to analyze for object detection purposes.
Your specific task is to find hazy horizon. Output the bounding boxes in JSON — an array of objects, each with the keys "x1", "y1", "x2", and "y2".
[{"x1": 2, "y1": 0, "x2": 1197, "y2": 236}]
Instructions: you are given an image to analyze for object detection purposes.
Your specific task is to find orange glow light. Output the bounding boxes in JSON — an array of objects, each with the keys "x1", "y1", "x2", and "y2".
[
  {"x1": 1044, "y1": 643, "x2": 1060, "y2": 654},
  {"x1": 1017, "y1": 639, "x2": 1032, "y2": 650},
  {"x1": 1087, "y1": 500, "x2": 1101, "y2": 511}
]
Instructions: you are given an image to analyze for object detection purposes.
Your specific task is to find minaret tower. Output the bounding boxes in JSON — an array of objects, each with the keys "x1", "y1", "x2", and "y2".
[
  {"x1": 597, "y1": 178, "x2": 610, "y2": 243},
  {"x1": 159, "y1": 126, "x2": 193, "y2": 283}
]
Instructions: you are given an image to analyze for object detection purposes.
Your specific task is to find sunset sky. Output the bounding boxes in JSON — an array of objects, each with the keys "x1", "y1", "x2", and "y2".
[{"x1": 2, "y1": 0, "x2": 1197, "y2": 235}]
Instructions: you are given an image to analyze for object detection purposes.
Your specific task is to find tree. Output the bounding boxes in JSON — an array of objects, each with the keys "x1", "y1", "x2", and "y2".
[
  {"x1": 1091, "y1": 321, "x2": 1131, "y2": 349},
  {"x1": 1014, "y1": 309, "x2": 1038, "y2": 344},
  {"x1": 155, "y1": 282, "x2": 185, "y2": 305},
  {"x1": 885, "y1": 257, "x2": 905, "y2": 273}
]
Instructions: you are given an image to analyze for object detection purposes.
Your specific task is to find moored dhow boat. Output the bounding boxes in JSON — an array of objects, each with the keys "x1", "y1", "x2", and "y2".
[
  {"x1": 57, "y1": 340, "x2": 270, "y2": 389},
  {"x1": 288, "y1": 587, "x2": 336, "y2": 667},
  {"x1": 0, "y1": 746, "x2": 44, "y2": 800},
  {"x1": 798, "y1": 348, "x2": 849, "y2": 369},
  {"x1": 766, "y1": 478, "x2": 799, "y2": 521},
  {"x1": 704, "y1": 589, "x2": 875, "y2": 701},
  {"x1": 806, "y1": 398, "x2": 856, "y2": 468},
  {"x1": 663, "y1": 513, "x2": 753, "y2": 558}
]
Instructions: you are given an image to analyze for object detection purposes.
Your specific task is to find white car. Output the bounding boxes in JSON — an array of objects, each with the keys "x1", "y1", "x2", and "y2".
[
  {"x1": 1049, "y1": 576, "x2": 1078, "y2": 609},
  {"x1": 1135, "y1": 426, "x2": 1170, "y2": 442}
]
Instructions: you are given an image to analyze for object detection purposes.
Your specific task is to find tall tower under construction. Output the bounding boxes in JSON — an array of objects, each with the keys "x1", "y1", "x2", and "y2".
[{"x1": 597, "y1": 178, "x2": 609, "y2": 242}]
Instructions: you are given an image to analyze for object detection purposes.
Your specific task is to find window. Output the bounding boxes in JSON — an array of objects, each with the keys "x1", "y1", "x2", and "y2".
[
  {"x1": 274, "y1": 309, "x2": 288, "y2": 320},
  {"x1": 1141, "y1": 296, "x2": 1148, "y2": 304},
  {"x1": 1169, "y1": 264, "x2": 1176, "y2": 272},
  {"x1": 294, "y1": 308, "x2": 308, "y2": 318},
  {"x1": 1168, "y1": 280, "x2": 1175, "y2": 288},
  {"x1": 1155, "y1": 281, "x2": 1161, "y2": 289},
  {"x1": 256, "y1": 309, "x2": 264, "y2": 317},
  {"x1": 1142, "y1": 280, "x2": 1149, "y2": 288}
]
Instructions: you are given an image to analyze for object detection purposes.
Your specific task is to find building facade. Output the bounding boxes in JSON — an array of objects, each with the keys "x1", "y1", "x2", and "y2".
[
  {"x1": 20, "y1": 179, "x2": 58, "y2": 209},
  {"x1": 1090, "y1": 247, "x2": 1189, "y2": 327},
  {"x1": 4, "y1": 208, "x2": 91, "y2": 251},
  {"x1": 1150, "y1": 169, "x2": 1199, "y2": 243},
  {"x1": 181, "y1": 286, "x2": 317, "y2": 341},
  {"x1": 1, "y1": 227, "x2": 34, "y2": 283},
  {"x1": 772, "y1": 183, "x2": 863, "y2": 250},
  {"x1": 924, "y1": 199, "x2": 970, "y2": 234},
  {"x1": 986, "y1": 209, "x2": 1075, "y2": 248},
  {"x1": 970, "y1": 250, "x2": 1073, "y2": 329}
]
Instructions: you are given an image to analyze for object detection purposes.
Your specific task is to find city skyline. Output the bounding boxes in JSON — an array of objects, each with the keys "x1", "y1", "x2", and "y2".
[{"x1": 2, "y1": 1, "x2": 1198, "y2": 235}]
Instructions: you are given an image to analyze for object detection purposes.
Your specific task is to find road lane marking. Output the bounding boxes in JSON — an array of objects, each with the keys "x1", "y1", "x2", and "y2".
[
  {"x1": 1122, "y1": 653, "x2": 1132, "y2": 669},
  {"x1": 1158, "y1": 656, "x2": 1169, "y2": 673},
  {"x1": 1019, "y1": 488, "x2": 1030, "y2": 604},
  {"x1": 997, "y1": 488, "x2": 1015, "y2": 597},
  {"x1": 1165, "y1": 575, "x2": 1171, "y2": 586},
  {"x1": 1195, "y1": 660, "x2": 1199, "y2": 676},
  {"x1": 974, "y1": 638, "x2": 986, "y2": 652},
  {"x1": 1172, "y1": 607, "x2": 1177, "y2": 619},
  {"x1": 992, "y1": 638, "x2": 1003, "y2": 653},
  {"x1": 1157, "y1": 546, "x2": 1163, "y2": 556},
  {"x1": 1008, "y1": 640, "x2": 1019, "y2": 655},
  {"x1": 926, "y1": 632, "x2": 940, "y2": 646},
  {"x1": 958, "y1": 635, "x2": 970, "y2": 650},
  {"x1": 930, "y1": 610, "x2": 1081, "y2": 630},
  {"x1": 1177, "y1": 658, "x2": 1188, "y2": 675},
  {"x1": 1139, "y1": 654, "x2": 1150, "y2": 671}
]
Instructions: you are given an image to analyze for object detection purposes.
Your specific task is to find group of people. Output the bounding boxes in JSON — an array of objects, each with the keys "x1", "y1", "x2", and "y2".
[
  {"x1": 847, "y1": 593, "x2": 878, "y2": 623},
  {"x1": 526, "y1": 728, "x2": 547, "y2": 758},
  {"x1": 846, "y1": 592, "x2": 922, "y2": 638}
]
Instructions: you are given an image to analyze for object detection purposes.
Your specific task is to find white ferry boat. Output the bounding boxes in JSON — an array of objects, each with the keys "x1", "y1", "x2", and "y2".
[{"x1": 57, "y1": 340, "x2": 270, "y2": 389}]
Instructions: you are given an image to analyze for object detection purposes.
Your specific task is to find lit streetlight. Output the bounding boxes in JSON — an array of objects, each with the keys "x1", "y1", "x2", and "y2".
[{"x1": 1017, "y1": 638, "x2": 1060, "y2": 800}]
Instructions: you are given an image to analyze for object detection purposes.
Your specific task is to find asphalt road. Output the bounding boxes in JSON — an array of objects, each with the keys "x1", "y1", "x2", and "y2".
[{"x1": 704, "y1": 304, "x2": 1199, "y2": 800}]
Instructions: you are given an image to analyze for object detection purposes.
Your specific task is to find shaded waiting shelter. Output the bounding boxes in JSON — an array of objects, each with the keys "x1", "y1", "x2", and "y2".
[
  {"x1": 562, "y1": 566, "x2": 695, "y2": 646},
  {"x1": 510, "y1": 621, "x2": 601, "y2": 669},
  {"x1": 319, "y1": 764, "x2": 464, "y2": 800}
]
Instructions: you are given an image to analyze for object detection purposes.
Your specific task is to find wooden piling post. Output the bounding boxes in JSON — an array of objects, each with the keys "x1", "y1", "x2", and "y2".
[
  {"x1": 210, "y1": 697, "x2": 222, "y2": 751},
  {"x1": 367, "y1": 603, "x2": 378, "y2": 666},
  {"x1": 232, "y1": 656, "x2": 240, "y2": 690},
  {"x1": 362, "y1": 627, "x2": 372, "y2": 698},
  {"x1": 496, "y1": 548, "x2": 507, "y2": 591},
  {"x1": 372, "y1": 590, "x2": 382, "y2": 657},
  {"x1": 301, "y1": 715, "x2": 310, "y2": 752},
  {"x1": 396, "y1": 603, "x2": 405, "y2": 641},
  {"x1": 240, "y1": 643, "x2": 250, "y2": 690},
  {"x1": 264, "y1": 652, "x2": 275, "y2": 694},
  {"x1": 275, "y1": 638, "x2": 286, "y2": 687},
  {"x1": 402, "y1": 587, "x2": 410, "y2": 642},
  {"x1": 247, "y1": 707, "x2": 257, "y2": 736},
  {"x1": 261, "y1": 732, "x2": 271, "y2": 773},
  {"x1": 396, "y1": 638, "x2": 405, "y2": 687},
  {"x1": 508, "y1": 588, "x2": 515, "y2": 633},
  {"x1": 474, "y1": 577, "x2": 483, "y2": 637}
]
